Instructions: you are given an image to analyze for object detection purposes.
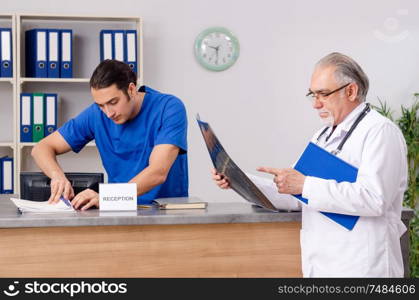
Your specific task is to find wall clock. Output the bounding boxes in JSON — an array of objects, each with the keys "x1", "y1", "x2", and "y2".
[{"x1": 194, "y1": 27, "x2": 240, "y2": 71}]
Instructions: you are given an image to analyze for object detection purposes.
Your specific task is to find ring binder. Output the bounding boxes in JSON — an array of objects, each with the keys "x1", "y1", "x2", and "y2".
[
  {"x1": 60, "y1": 29, "x2": 73, "y2": 78},
  {"x1": 44, "y1": 93, "x2": 57, "y2": 137},
  {"x1": 25, "y1": 29, "x2": 48, "y2": 78},
  {"x1": 20, "y1": 93, "x2": 33, "y2": 142},
  {"x1": 113, "y1": 30, "x2": 125, "y2": 62},
  {"x1": 47, "y1": 29, "x2": 60, "y2": 78},
  {"x1": 32, "y1": 93, "x2": 45, "y2": 142},
  {"x1": 1, "y1": 157, "x2": 13, "y2": 194},
  {"x1": 100, "y1": 30, "x2": 114, "y2": 61},
  {"x1": 0, "y1": 28, "x2": 13, "y2": 77},
  {"x1": 125, "y1": 30, "x2": 137, "y2": 75}
]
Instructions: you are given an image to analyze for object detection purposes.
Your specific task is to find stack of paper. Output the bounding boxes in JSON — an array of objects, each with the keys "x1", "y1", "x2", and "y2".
[{"x1": 10, "y1": 198, "x2": 75, "y2": 213}]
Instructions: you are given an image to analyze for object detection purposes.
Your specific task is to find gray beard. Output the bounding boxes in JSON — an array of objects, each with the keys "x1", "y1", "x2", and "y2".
[{"x1": 319, "y1": 112, "x2": 335, "y2": 127}]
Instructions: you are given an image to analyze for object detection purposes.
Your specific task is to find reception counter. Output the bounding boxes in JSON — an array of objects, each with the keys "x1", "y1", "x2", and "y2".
[{"x1": 0, "y1": 195, "x2": 414, "y2": 277}]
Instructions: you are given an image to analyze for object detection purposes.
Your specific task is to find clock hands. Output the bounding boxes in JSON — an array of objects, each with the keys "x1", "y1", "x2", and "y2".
[
  {"x1": 207, "y1": 45, "x2": 219, "y2": 50},
  {"x1": 208, "y1": 45, "x2": 220, "y2": 64}
]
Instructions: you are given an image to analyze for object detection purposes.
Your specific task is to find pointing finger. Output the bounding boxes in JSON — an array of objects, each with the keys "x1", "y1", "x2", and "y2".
[{"x1": 257, "y1": 166, "x2": 281, "y2": 176}]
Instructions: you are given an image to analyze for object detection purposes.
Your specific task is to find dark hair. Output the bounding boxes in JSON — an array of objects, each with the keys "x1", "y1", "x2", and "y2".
[{"x1": 90, "y1": 60, "x2": 137, "y2": 96}]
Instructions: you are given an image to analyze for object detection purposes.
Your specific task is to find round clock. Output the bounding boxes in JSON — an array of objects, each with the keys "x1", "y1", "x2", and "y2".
[{"x1": 194, "y1": 27, "x2": 240, "y2": 71}]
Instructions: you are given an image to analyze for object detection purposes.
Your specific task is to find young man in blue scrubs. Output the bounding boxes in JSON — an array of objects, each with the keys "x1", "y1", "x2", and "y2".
[{"x1": 32, "y1": 60, "x2": 188, "y2": 210}]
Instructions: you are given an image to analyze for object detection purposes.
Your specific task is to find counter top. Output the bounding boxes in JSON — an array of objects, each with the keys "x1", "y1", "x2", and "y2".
[
  {"x1": 0, "y1": 195, "x2": 414, "y2": 229},
  {"x1": 0, "y1": 195, "x2": 302, "y2": 228}
]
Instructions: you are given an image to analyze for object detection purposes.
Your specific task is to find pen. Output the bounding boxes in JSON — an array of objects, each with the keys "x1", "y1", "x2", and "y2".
[
  {"x1": 137, "y1": 204, "x2": 153, "y2": 209},
  {"x1": 59, "y1": 196, "x2": 72, "y2": 207}
]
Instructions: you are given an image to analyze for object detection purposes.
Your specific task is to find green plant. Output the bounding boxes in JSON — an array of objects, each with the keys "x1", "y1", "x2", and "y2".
[
  {"x1": 373, "y1": 96, "x2": 419, "y2": 277},
  {"x1": 372, "y1": 97, "x2": 394, "y2": 121},
  {"x1": 397, "y1": 99, "x2": 419, "y2": 210},
  {"x1": 410, "y1": 213, "x2": 419, "y2": 277}
]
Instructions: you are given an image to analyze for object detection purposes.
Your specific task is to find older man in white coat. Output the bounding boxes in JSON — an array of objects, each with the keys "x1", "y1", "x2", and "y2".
[{"x1": 212, "y1": 52, "x2": 408, "y2": 277}]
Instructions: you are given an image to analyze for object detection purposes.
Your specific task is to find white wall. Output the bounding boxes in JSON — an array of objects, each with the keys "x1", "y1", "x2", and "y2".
[{"x1": 4, "y1": 0, "x2": 419, "y2": 202}]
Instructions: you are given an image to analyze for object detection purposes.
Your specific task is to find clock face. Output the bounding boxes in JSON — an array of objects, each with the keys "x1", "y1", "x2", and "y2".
[{"x1": 194, "y1": 27, "x2": 240, "y2": 71}]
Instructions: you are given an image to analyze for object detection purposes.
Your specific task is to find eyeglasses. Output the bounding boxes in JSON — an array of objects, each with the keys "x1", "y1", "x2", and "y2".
[{"x1": 305, "y1": 82, "x2": 351, "y2": 103}]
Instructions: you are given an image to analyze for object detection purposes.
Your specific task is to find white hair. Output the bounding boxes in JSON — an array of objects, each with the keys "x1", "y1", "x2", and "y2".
[{"x1": 316, "y1": 52, "x2": 369, "y2": 102}]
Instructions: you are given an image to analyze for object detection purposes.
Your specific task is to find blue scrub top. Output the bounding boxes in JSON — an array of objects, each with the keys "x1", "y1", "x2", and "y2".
[{"x1": 58, "y1": 86, "x2": 188, "y2": 204}]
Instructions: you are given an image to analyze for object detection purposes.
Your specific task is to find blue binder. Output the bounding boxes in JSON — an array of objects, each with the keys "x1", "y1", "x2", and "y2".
[
  {"x1": 113, "y1": 30, "x2": 125, "y2": 62},
  {"x1": 60, "y1": 29, "x2": 72, "y2": 78},
  {"x1": 0, "y1": 156, "x2": 2, "y2": 193},
  {"x1": 25, "y1": 29, "x2": 48, "y2": 77},
  {"x1": 125, "y1": 30, "x2": 137, "y2": 75},
  {"x1": 0, "y1": 156, "x2": 13, "y2": 194},
  {"x1": 0, "y1": 28, "x2": 13, "y2": 77},
  {"x1": 44, "y1": 93, "x2": 57, "y2": 136},
  {"x1": 100, "y1": 30, "x2": 114, "y2": 61},
  {"x1": 20, "y1": 93, "x2": 33, "y2": 142},
  {"x1": 293, "y1": 142, "x2": 360, "y2": 230},
  {"x1": 47, "y1": 29, "x2": 60, "y2": 78}
]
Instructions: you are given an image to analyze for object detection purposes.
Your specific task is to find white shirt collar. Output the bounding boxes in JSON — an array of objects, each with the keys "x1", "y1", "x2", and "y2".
[
  {"x1": 337, "y1": 102, "x2": 367, "y2": 132},
  {"x1": 321, "y1": 102, "x2": 367, "y2": 144},
  {"x1": 327, "y1": 102, "x2": 367, "y2": 134}
]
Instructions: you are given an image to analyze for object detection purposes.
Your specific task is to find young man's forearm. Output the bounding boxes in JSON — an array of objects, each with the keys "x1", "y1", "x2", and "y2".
[
  {"x1": 129, "y1": 166, "x2": 167, "y2": 196},
  {"x1": 128, "y1": 144, "x2": 180, "y2": 196},
  {"x1": 31, "y1": 143, "x2": 66, "y2": 179}
]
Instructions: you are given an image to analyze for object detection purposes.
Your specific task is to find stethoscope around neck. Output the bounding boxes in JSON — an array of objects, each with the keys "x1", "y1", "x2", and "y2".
[{"x1": 316, "y1": 103, "x2": 371, "y2": 156}]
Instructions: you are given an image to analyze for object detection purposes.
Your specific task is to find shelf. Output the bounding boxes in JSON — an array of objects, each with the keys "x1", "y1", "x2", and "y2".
[
  {"x1": 0, "y1": 78, "x2": 13, "y2": 83},
  {"x1": 18, "y1": 141, "x2": 96, "y2": 148},
  {"x1": 19, "y1": 142, "x2": 36, "y2": 148},
  {"x1": 20, "y1": 78, "x2": 90, "y2": 84},
  {"x1": 0, "y1": 142, "x2": 14, "y2": 148},
  {"x1": 18, "y1": 13, "x2": 141, "y2": 22}
]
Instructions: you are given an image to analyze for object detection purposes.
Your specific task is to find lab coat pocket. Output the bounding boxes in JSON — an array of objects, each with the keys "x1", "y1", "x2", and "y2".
[
  {"x1": 301, "y1": 228, "x2": 369, "y2": 277},
  {"x1": 299, "y1": 229, "x2": 312, "y2": 277}
]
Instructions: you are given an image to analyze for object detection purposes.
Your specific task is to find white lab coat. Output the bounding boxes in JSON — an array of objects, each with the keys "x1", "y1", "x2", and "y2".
[{"x1": 249, "y1": 103, "x2": 408, "y2": 277}]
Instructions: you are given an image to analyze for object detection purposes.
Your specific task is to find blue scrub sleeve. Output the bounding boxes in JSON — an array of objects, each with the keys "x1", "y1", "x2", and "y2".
[
  {"x1": 58, "y1": 105, "x2": 95, "y2": 153},
  {"x1": 155, "y1": 97, "x2": 187, "y2": 154}
]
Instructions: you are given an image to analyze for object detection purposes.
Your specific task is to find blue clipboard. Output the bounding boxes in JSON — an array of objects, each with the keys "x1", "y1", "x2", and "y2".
[{"x1": 293, "y1": 142, "x2": 360, "y2": 230}]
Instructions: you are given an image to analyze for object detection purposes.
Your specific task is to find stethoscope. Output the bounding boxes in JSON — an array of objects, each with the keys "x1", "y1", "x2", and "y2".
[{"x1": 316, "y1": 103, "x2": 371, "y2": 155}]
